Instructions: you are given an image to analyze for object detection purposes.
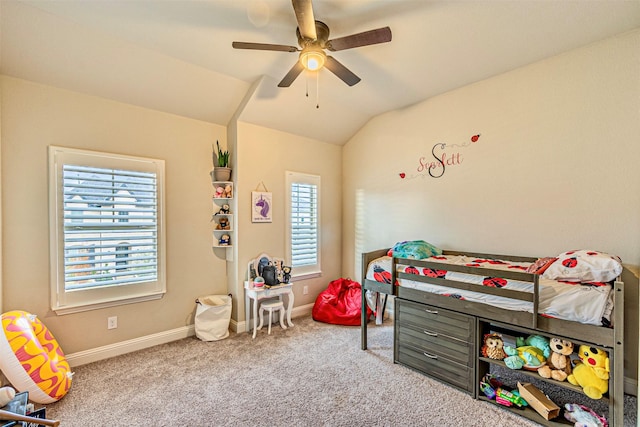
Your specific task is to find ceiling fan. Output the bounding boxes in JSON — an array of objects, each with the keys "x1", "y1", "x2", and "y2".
[{"x1": 232, "y1": 0, "x2": 392, "y2": 87}]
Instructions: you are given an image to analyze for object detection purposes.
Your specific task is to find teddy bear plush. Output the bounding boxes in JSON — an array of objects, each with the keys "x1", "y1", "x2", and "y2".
[
  {"x1": 216, "y1": 217, "x2": 230, "y2": 230},
  {"x1": 224, "y1": 184, "x2": 233, "y2": 198},
  {"x1": 214, "y1": 186, "x2": 225, "y2": 198},
  {"x1": 538, "y1": 337, "x2": 573, "y2": 381},
  {"x1": 567, "y1": 345, "x2": 609, "y2": 399},
  {"x1": 503, "y1": 335, "x2": 550, "y2": 370},
  {"x1": 481, "y1": 333, "x2": 506, "y2": 360},
  {"x1": 218, "y1": 234, "x2": 230, "y2": 246}
]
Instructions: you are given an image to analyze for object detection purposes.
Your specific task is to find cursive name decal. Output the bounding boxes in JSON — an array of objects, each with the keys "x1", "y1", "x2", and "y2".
[{"x1": 400, "y1": 134, "x2": 480, "y2": 179}]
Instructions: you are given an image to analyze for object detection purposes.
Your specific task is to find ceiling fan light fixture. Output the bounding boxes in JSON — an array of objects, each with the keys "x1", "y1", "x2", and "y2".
[{"x1": 299, "y1": 46, "x2": 326, "y2": 71}]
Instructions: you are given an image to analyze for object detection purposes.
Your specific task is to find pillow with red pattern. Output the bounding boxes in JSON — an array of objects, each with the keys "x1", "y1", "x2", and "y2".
[{"x1": 542, "y1": 250, "x2": 622, "y2": 282}]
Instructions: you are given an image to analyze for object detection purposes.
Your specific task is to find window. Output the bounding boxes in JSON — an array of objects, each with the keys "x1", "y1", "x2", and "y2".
[
  {"x1": 285, "y1": 171, "x2": 321, "y2": 278},
  {"x1": 48, "y1": 146, "x2": 166, "y2": 314}
]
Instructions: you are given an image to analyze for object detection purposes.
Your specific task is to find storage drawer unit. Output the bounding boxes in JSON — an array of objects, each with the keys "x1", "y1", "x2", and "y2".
[{"x1": 394, "y1": 298, "x2": 476, "y2": 394}]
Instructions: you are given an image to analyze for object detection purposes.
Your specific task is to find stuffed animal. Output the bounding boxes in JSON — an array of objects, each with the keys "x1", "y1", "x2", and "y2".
[
  {"x1": 503, "y1": 335, "x2": 550, "y2": 370},
  {"x1": 538, "y1": 337, "x2": 573, "y2": 381},
  {"x1": 567, "y1": 345, "x2": 609, "y2": 399},
  {"x1": 218, "y1": 234, "x2": 231, "y2": 246},
  {"x1": 214, "y1": 186, "x2": 225, "y2": 198},
  {"x1": 481, "y1": 333, "x2": 506, "y2": 360},
  {"x1": 282, "y1": 266, "x2": 292, "y2": 284},
  {"x1": 563, "y1": 403, "x2": 608, "y2": 427},
  {"x1": 224, "y1": 185, "x2": 233, "y2": 198},
  {"x1": 216, "y1": 204, "x2": 230, "y2": 215},
  {"x1": 216, "y1": 217, "x2": 230, "y2": 230}
]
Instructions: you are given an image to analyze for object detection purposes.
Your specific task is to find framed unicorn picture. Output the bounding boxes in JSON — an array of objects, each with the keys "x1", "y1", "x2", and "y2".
[{"x1": 251, "y1": 191, "x2": 272, "y2": 223}]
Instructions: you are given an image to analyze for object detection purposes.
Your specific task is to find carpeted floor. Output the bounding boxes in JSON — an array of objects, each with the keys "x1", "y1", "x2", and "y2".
[{"x1": 46, "y1": 316, "x2": 636, "y2": 426}]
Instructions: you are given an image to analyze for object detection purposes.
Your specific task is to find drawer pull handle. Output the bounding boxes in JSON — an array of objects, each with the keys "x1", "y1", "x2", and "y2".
[
  {"x1": 425, "y1": 309, "x2": 438, "y2": 314},
  {"x1": 423, "y1": 352, "x2": 438, "y2": 359},
  {"x1": 423, "y1": 330, "x2": 438, "y2": 337}
]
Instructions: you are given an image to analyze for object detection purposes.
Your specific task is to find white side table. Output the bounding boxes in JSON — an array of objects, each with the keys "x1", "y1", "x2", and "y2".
[{"x1": 244, "y1": 281, "x2": 294, "y2": 339}]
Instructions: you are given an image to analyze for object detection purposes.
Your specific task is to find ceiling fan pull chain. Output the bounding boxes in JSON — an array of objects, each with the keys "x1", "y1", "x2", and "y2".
[
  {"x1": 316, "y1": 72, "x2": 320, "y2": 109},
  {"x1": 305, "y1": 72, "x2": 309, "y2": 98}
]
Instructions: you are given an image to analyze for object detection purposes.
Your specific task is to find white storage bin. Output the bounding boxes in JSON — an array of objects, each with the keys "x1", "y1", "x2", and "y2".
[{"x1": 195, "y1": 294, "x2": 232, "y2": 341}]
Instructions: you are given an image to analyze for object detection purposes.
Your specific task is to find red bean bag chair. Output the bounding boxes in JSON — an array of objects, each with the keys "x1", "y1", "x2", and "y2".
[{"x1": 312, "y1": 278, "x2": 372, "y2": 326}]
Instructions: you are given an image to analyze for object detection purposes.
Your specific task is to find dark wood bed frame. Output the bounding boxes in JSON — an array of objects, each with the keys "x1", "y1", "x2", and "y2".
[{"x1": 360, "y1": 248, "x2": 624, "y2": 426}]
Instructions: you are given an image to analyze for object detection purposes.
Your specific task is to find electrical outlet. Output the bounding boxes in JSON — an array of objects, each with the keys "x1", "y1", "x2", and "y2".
[
  {"x1": 303, "y1": 285, "x2": 309, "y2": 295},
  {"x1": 107, "y1": 316, "x2": 118, "y2": 330}
]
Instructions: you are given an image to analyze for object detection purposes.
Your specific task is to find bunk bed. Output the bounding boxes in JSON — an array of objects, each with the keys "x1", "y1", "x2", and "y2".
[{"x1": 360, "y1": 244, "x2": 625, "y2": 426}]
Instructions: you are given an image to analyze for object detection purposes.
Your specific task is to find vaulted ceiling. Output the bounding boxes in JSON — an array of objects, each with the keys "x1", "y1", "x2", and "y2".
[{"x1": 3, "y1": 1, "x2": 640, "y2": 145}]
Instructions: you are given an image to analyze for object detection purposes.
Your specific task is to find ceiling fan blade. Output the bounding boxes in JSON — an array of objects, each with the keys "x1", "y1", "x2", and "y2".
[
  {"x1": 292, "y1": 0, "x2": 317, "y2": 40},
  {"x1": 232, "y1": 41, "x2": 298, "y2": 52},
  {"x1": 327, "y1": 27, "x2": 392, "y2": 52},
  {"x1": 324, "y1": 56, "x2": 361, "y2": 86},
  {"x1": 278, "y1": 61, "x2": 305, "y2": 87}
]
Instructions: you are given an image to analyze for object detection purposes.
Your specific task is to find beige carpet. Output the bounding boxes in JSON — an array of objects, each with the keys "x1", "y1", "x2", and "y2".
[{"x1": 46, "y1": 316, "x2": 635, "y2": 426}]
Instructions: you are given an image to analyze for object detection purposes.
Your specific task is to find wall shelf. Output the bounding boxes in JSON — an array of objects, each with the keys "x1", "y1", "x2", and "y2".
[{"x1": 211, "y1": 181, "x2": 234, "y2": 253}]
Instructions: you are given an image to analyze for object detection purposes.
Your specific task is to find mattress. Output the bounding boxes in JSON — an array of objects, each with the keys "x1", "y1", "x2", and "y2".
[{"x1": 366, "y1": 255, "x2": 613, "y2": 326}]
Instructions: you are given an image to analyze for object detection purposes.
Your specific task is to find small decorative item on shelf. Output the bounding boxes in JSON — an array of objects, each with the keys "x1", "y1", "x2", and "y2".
[
  {"x1": 216, "y1": 217, "x2": 230, "y2": 230},
  {"x1": 211, "y1": 140, "x2": 232, "y2": 182},
  {"x1": 218, "y1": 234, "x2": 231, "y2": 246},
  {"x1": 213, "y1": 184, "x2": 233, "y2": 199},
  {"x1": 215, "y1": 204, "x2": 230, "y2": 215},
  {"x1": 282, "y1": 266, "x2": 292, "y2": 284},
  {"x1": 481, "y1": 333, "x2": 506, "y2": 360}
]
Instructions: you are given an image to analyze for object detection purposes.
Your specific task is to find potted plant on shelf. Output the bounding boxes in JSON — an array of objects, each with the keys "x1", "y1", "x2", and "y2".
[{"x1": 211, "y1": 140, "x2": 231, "y2": 182}]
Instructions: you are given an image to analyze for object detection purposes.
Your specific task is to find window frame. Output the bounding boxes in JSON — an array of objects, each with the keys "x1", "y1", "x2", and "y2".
[
  {"x1": 48, "y1": 146, "x2": 166, "y2": 315},
  {"x1": 285, "y1": 171, "x2": 321, "y2": 280}
]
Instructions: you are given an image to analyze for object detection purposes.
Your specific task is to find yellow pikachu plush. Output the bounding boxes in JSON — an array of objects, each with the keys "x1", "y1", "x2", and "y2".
[{"x1": 567, "y1": 345, "x2": 609, "y2": 399}]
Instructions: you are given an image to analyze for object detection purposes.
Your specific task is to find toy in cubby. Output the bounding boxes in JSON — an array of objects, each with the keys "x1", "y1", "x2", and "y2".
[
  {"x1": 215, "y1": 204, "x2": 230, "y2": 215},
  {"x1": 481, "y1": 333, "x2": 507, "y2": 360},
  {"x1": 538, "y1": 337, "x2": 573, "y2": 382},
  {"x1": 567, "y1": 345, "x2": 609, "y2": 399},
  {"x1": 564, "y1": 403, "x2": 608, "y2": 427},
  {"x1": 216, "y1": 217, "x2": 230, "y2": 230},
  {"x1": 213, "y1": 185, "x2": 233, "y2": 199},
  {"x1": 479, "y1": 374, "x2": 527, "y2": 409},
  {"x1": 503, "y1": 334, "x2": 550, "y2": 370}
]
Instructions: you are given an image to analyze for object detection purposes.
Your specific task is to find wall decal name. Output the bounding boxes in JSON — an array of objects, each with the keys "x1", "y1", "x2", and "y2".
[{"x1": 400, "y1": 134, "x2": 480, "y2": 179}]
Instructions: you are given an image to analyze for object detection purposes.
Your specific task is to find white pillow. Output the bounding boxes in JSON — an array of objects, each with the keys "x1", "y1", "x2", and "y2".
[{"x1": 542, "y1": 250, "x2": 622, "y2": 282}]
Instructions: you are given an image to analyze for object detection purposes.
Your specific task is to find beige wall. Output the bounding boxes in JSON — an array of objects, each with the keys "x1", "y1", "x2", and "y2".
[
  {"x1": 234, "y1": 122, "x2": 342, "y2": 319},
  {"x1": 343, "y1": 31, "x2": 640, "y2": 382},
  {"x1": 1, "y1": 76, "x2": 228, "y2": 353}
]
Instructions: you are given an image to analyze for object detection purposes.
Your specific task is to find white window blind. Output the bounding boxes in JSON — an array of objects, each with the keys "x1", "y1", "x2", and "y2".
[
  {"x1": 286, "y1": 172, "x2": 321, "y2": 277},
  {"x1": 49, "y1": 146, "x2": 166, "y2": 314},
  {"x1": 62, "y1": 165, "x2": 158, "y2": 290},
  {"x1": 291, "y1": 182, "x2": 318, "y2": 267}
]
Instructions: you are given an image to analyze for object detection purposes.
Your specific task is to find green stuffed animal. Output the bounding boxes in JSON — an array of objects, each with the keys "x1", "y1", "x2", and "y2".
[{"x1": 503, "y1": 335, "x2": 550, "y2": 370}]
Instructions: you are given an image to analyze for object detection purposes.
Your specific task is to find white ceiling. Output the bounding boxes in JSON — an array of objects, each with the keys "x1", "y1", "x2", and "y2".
[{"x1": 3, "y1": 0, "x2": 640, "y2": 145}]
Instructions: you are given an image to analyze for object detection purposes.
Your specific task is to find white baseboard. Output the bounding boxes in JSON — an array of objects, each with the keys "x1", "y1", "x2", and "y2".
[
  {"x1": 66, "y1": 303, "x2": 315, "y2": 366},
  {"x1": 66, "y1": 325, "x2": 195, "y2": 367}
]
